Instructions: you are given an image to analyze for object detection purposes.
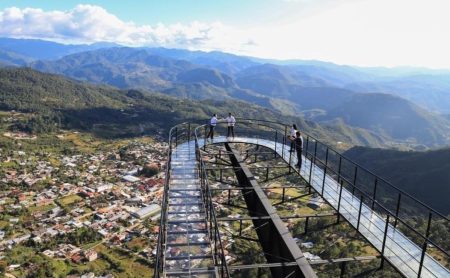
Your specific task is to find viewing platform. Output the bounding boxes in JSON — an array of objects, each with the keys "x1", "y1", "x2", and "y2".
[{"x1": 155, "y1": 120, "x2": 450, "y2": 278}]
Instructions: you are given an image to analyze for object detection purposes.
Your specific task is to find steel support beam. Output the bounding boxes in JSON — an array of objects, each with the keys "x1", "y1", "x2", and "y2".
[
  {"x1": 227, "y1": 255, "x2": 380, "y2": 270},
  {"x1": 224, "y1": 143, "x2": 317, "y2": 278},
  {"x1": 217, "y1": 212, "x2": 337, "y2": 222}
]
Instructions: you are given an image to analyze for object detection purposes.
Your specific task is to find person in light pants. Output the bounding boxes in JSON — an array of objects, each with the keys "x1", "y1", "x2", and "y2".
[
  {"x1": 206, "y1": 114, "x2": 217, "y2": 139},
  {"x1": 226, "y1": 113, "x2": 236, "y2": 138}
]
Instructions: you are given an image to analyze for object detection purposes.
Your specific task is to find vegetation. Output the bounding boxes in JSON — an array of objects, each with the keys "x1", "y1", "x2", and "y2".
[
  {"x1": 0, "y1": 67, "x2": 388, "y2": 149},
  {"x1": 344, "y1": 146, "x2": 450, "y2": 214}
]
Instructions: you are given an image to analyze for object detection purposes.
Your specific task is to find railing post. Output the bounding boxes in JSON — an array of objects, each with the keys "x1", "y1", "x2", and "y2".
[
  {"x1": 337, "y1": 156, "x2": 342, "y2": 183},
  {"x1": 352, "y1": 166, "x2": 358, "y2": 195},
  {"x1": 393, "y1": 193, "x2": 402, "y2": 228},
  {"x1": 418, "y1": 212, "x2": 433, "y2": 278},
  {"x1": 380, "y1": 215, "x2": 390, "y2": 269},
  {"x1": 282, "y1": 125, "x2": 287, "y2": 158},
  {"x1": 203, "y1": 125, "x2": 207, "y2": 151},
  {"x1": 340, "y1": 261, "x2": 346, "y2": 278},
  {"x1": 313, "y1": 140, "x2": 318, "y2": 162},
  {"x1": 336, "y1": 180, "x2": 344, "y2": 224},
  {"x1": 175, "y1": 127, "x2": 178, "y2": 147},
  {"x1": 357, "y1": 195, "x2": 364, "y2": 230},
  {"x1": 188, "y1": 123, "x2": 191, "y2": 142},
  {"x1": 304, "y1": 216, "x2": 309, "y2": 234},
  {"x1": 321, "y1": 166, "x2": 327, "y2": 196},
  {"x1": 371, "y1": 178, "x2": 378, "y2": 210},
  {"x1": 308, "y1": 153, "x2": 314, "y2": 185},
  {"x1": 288, "y1": 144, "x2": 293, "y2": 173},
  {"x1": 274, "y1": 130, "x2": 278, "y2": 158},
  {"x1": 305, "y1": 136, "x2": 309, "y2": 156}
]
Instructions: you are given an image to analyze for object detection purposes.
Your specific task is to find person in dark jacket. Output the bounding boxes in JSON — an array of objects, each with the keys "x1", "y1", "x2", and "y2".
[{"x1": 290, "y1": 131, "x2": 303, "y2": 169}]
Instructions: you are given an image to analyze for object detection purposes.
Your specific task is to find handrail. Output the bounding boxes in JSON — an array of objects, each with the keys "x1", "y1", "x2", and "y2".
[
  {"x1": 158, "y1": 119, "x2": 449, "y2": 277},
  {"x1": 194, "y1": 118, "x2": 449, "y2": 276},
  {"x1": 195, "y1": 135, "x2": 230, "y2": 277},
  {"x1": 235, "y1": 118, "x2": 450, "y2": 221},
  {"x1": 154, "y1": 123, "x2": 182, "y2": 277}
]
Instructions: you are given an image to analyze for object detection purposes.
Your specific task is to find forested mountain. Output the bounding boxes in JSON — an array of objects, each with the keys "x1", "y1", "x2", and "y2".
[
  {"x1": 345, "y1": 74, "x2": 450, "y2": 114},
  {"x1": 1, "y1": 38, "x2": 450, "y2": 147},
  {"x1": 344, "y1": 146, "x2": 450, "y2": 214},
  {"x1": 317, "y1": 93, "x2": 450, "y2": 145},
  {"x1": 0, "y1": 67, "x2": 388, "y2": 147}
]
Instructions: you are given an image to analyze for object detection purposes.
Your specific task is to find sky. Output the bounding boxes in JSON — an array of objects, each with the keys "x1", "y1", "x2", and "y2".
[{"x1": 0, "y1": 0, "x2": 449, "y2": 68}]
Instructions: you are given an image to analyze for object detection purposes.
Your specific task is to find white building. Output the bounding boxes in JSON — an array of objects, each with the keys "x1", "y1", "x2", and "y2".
[{"x1": 131, "y1": 204, "x2": 161, "y2": 219}]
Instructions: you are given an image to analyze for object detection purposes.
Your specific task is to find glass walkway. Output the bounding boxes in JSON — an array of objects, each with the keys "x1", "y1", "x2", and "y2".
[
  {"x1": 163, "y1": 140, "x2": 217, "y2": 277},
  {"x1": 158, "y1": 132, "x2": 450, "y2": 278}
]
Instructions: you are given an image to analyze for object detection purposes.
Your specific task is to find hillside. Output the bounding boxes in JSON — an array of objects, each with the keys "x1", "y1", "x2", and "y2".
[
  {"x1": 318, "y1": 93, "x2": 450, "y2": 146},
  {"x1": 345, "y1": 74, "x2": 450, "y2": 114},
  {"x1": 0, "y1": 68, "x2": 387, "y2": 147},
  {"x1": 344, "y1": 146, "x2": 450, "y2": 214}
]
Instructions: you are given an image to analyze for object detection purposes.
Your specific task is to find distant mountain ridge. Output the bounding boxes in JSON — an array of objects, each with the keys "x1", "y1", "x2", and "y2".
[{"x1": 0, "y1": 37, "x2": 120, "y2": 61}]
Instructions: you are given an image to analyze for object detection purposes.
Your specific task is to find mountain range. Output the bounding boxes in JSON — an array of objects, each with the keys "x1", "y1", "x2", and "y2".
[{"x1": 1, "y1": 38, "x2": 450, "y2": 148}]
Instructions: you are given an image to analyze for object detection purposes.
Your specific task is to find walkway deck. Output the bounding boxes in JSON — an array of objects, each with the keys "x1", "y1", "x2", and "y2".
[
  {"x1": 163, "y1": 140, "x2": 216, "y2": 277},
  {"x1": 199, "y1": 136, "x2": 450, "y2": 278}
]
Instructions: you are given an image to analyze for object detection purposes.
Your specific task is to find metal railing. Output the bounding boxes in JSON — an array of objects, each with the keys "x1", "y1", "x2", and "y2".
[
  {"x1": 194, "y1": 118, "x2": 449, "y2": 277},
  {"x1": 156, "y1": 118, "x2": 449, "y2": 277},
  {"x1": 154, "y1": 122, "x2": 192, "y2": 277},
  {"x1": 154, "y1": 121, "x2": 229, "y2": 277},
  {"x1": 195, "y1": 134, "x2": 230, "y2": 277}
]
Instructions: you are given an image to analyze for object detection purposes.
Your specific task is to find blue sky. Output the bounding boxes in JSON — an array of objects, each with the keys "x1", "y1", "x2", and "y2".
[
  {"x1": 1, "y1": 0, "x2": 450, "y2": 68},
  {"x1": 0, "y1": 0, "x2": 282, "y2": 25}
]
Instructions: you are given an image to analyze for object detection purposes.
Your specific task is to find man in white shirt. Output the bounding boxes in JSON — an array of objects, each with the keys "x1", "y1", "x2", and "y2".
[
  {"x1": 206, "y1": 114, "x2": 218, "y2": 139},
  {"x1": 226, "y1": 113, "x2": 236, "y2": 138}
]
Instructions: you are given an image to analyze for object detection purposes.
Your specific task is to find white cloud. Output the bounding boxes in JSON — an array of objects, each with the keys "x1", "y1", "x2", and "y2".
[
  {"x1": 247, "y1": 0, "x2": 450, "y2": 68},
  {"x1": 1, "y1": 1, "x2": 450, "y2": 68},
  {"x1": 0, "y1": 4, "x2": 252, "y2": 52}
]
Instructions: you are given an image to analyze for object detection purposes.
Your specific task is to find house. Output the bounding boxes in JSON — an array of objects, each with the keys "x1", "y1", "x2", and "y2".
[
  {"x1": 122, "y1": 175, "x2": 140, "y2": 183},
  {"x1": 42, "y1": 250, "x2": 55, "y2": 258},
  {"x1": 131, "y1": 204, "x2": 161, "y2": 219},
  {"x1": 84, "y1": 250, "x2": 98, "y2": 262},
  {"x1": 71, "y1": 253, "x2": 83, "y2": 264}
]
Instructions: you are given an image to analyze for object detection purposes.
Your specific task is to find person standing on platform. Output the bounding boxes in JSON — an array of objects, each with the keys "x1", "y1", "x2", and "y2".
[
  {"x1": 290, "y1": 131, "x2": 303, "y2": 169},
  {"x1": 226, "y1": 113, "x2": 236, "y2": 138},
  {"x1": 206, "y1": 114, "x2": 218, "y2": 140},
  {"x1": 289, "y1": 124, "x2": 298, "y2": 152}
]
